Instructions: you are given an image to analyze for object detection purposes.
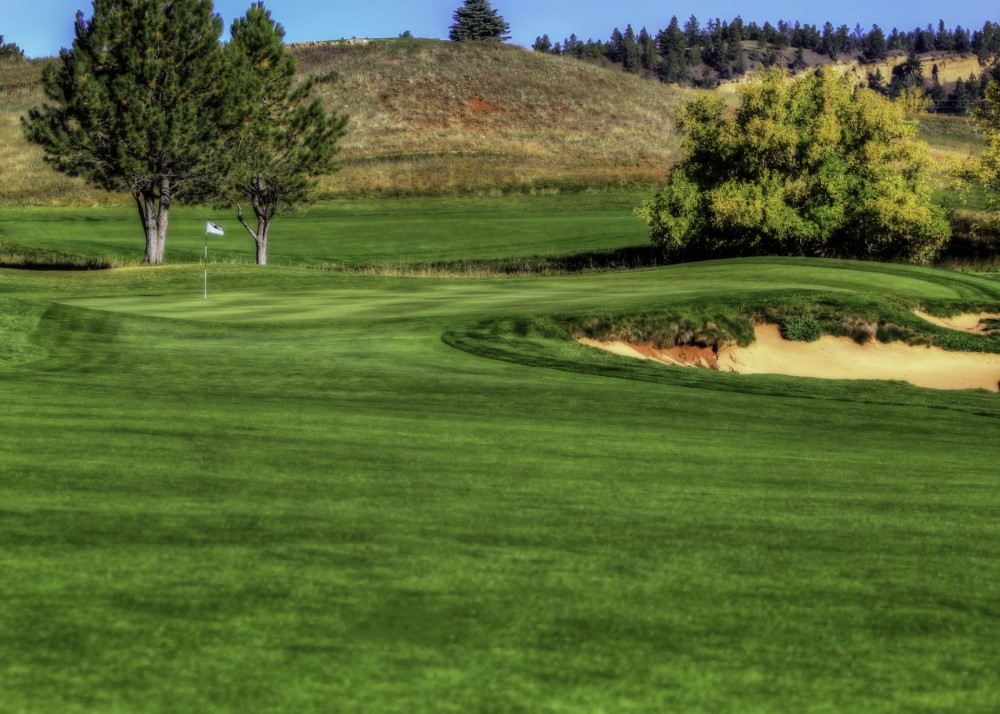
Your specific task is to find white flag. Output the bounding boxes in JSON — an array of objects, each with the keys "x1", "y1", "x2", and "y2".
[{"x1": 206, "y1": 221, "x2": 225, "y2": 236}]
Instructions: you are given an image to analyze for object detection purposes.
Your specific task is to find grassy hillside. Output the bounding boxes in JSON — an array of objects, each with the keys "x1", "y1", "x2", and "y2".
[
  {"x1": 0, "y1": 40, "x2": 694, "y2": 204},
  {"x1": 0, "y1": 39, "x2": 991, "y2": 205},
  {"x1": 302, "y1": 40, "x2": 695, "y2": 196}
]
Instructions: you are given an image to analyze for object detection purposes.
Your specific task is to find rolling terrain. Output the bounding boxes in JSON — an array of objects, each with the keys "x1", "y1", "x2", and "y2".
[
  {"x1": 1, "y1": 34, "x2": 1000, "y2": 714},
  {"x1": 2, "y1": 241, "x2": 1000, "y2": 712},
  {"x1": 1, "y1": 38, "x2": 989, "y2": 206}
]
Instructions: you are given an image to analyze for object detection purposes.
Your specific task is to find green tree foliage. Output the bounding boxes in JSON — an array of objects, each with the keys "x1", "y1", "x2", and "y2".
[
  {"x1": 861, "y1": 25, "x2": 888, "y2": 62},
  {"x1": 448, "y1": 0, "x2": 510, "y2": 42},
  {"x1": 223, "y1": 2, "x2": 348, "y2": 265},
  {"x1": 637, "y1": 69, "x2": 949, "y2": 264},
  {"x1": 972, "y1": 78, "x2": 1000, "y2": 206},
  {"x1": 532, "y1": 34, "x2": 552, "y2": 53},
  {"x1": 22, "y1": 0, "x2": 230, "y2": 264},
  {"x1": 0, "y1": 35, "x2": 26, "y2": 60}
]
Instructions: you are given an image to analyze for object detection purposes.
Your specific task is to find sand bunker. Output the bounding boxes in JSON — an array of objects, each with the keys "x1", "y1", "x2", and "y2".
[
  {"x1": 580, "y1": 322, "x2": 1000, "y2": 392},
  {"x1": 914, "y1": 310, "x2": 999, "y2": 335}
]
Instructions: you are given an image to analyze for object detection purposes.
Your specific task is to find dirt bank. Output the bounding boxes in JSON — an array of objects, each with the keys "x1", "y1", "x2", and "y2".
[{"x1": 580, "y1": 323, "x2": 1000, "y2": 392}]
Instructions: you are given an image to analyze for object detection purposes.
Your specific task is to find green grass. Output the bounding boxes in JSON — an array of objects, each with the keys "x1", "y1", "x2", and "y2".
[
  {"x1": 3, "y1": 217, "x2": 1000, "y2": 712},
  {"x1": 0, "y1": 192, "x2": 652, "y2": 269}
]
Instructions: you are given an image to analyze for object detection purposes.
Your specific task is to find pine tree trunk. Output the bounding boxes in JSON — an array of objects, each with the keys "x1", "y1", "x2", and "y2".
[
  {"x1": 255, "y1": 223, "x2": 268, "y2": 265},
  {"x1": 236, "y1": 198, "x2": 271, "y2": 266},
  {"x1": 136, "y1": 176, "x2": 171, "y2": 265},
  {"x1": 252, "y1": 186, "x2": 270, "y2": 266}
]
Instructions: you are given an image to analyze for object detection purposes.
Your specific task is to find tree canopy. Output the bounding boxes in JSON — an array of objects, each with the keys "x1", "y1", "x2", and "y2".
[
  {"x1": 0, "y1": 35, "x2": 25, "y2": 61},
  {"x1": 449, "y1": 0, "x2": 510, "y2": 42},
  {"x1": 637, "y1": 68, "x2": 949, "y2": 264},
  {"x1": 972, "y1": 77, "x2": 1000, "y2": 207},
  {"x1": 22, "y1": 0, "x2": 347, "y2": 265},
  {"x1": 223, "y1": 2, "x2": 348, "y2": 265},
  {"x1": 22, "y1": 0, "x2": 232, "y2": 264}
]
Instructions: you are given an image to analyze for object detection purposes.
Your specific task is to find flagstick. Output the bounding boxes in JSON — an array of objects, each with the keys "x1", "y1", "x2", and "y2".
[{"x1": 203, "y1": 229, "x2": 208, "y2": 299}]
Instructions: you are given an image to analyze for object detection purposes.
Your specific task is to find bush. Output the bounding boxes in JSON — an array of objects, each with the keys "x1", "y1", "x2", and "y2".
[
  {"x1": 637, "y1": 68, "x2": 950, "y2": 264},
  {"x1": 780, "y1": 315, "x2": 823, "y2": 342}
]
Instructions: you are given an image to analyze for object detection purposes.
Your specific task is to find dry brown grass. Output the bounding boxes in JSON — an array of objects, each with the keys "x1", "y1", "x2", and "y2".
[
  {"x1": 0, "y1": 40, "x2": 693, "y2": 204},
  {"x1": 0, "y1": 58, "x2": 127, "y2": 206},
  {"x1": 0, "y1": 40, "x2": 984, "y2": 205},
  {"x1": 302, "y1": 40, "x2": 694, "y2": 196}
]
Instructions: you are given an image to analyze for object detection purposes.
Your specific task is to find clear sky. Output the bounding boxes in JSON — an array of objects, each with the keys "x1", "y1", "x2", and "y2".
[{"x1": 4, "y1": 0, "x2": 997, "y2": 58}]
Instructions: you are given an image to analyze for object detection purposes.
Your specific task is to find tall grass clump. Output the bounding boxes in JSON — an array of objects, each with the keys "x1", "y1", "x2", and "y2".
[{"x1": 779, "y1": 314, "x2": 823, "y2": 342}]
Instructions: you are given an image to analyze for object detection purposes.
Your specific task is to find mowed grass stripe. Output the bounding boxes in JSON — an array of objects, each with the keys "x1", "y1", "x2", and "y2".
[
  {"x1": 2, "y1": 300, "x2": 999, "y2": 711},
  {"x1": 2, "y1": 240, "x2": 1000, "y2": 710}
]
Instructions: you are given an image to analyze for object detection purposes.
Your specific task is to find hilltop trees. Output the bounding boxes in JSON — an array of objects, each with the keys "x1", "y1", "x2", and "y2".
[
  {"x1": 0, "y1": 35, "x2": 25, "y2": 60},
  {"x1": 637, "y1": 68, "x2": 949, "y2": 264},
  {"x1": 23, "y1": 0, "x2": 232, "y2": 264},
  {"x1": 449, "y1": 0, "x2": 510, "y2": 42},
  {"x1": 223, "y1": 3, "x2": 348, "y2": 265}
]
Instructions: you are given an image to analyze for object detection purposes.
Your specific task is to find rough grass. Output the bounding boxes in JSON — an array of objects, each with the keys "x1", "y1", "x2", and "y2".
[
  {"x1": 1, "y1": 41, "x2": 992, "y2": 208},
  {"x1": 567, "y1": 287, "x2": 1000, "y2": 354}
]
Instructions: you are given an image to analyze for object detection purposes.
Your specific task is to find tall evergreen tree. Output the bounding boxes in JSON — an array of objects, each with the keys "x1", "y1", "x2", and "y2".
[
  {"x1": 22, "y1": 0, "x2": 230, "y2": 264},
  {"x1": 448, "y1": 0, "x2": 510, "y2": 42},
  {"x1": 862, "y1": 25, "x2": 888, "y2": 62},
  {"x1": 223, "y1": 2, "x2": 349, "y2": 265}
]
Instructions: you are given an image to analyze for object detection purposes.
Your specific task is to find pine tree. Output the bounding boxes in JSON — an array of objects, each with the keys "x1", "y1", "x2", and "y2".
[
  {"x1": 0, "y1": 34, "x2": 25, "y2": 60},
  {"x1": 532, "y1": 35, "x2": 552, "y2": 53},
  {"x1": 22, "y1": 0, "x2": 229, "y2": 264},
  {"x1": 448, "y1": 0, "x2": 510, "y2": 42},
  {"x1": 862, "y1": 25, "x2": 888, "y2": 62},
  {"x1": 223, "y1": 2, "x2": 349, "y2": 265}
]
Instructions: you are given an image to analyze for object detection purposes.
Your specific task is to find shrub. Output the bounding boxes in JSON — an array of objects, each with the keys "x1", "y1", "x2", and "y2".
[
  {"x1": 780, "y1": 315, "x2": 823, "y2": 342},
  {"x1": 638, "y1": 68, "x2": 950, "y2": 264}
]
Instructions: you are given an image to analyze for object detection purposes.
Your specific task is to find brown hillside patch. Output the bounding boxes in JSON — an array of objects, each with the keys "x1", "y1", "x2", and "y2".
[{"x1": 466, "y1": 97, "x2": 500, "y2": 116}]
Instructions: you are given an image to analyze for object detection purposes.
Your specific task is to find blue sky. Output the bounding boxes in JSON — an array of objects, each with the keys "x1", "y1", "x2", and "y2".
[{"x1": 5, "y1": 0, "x2": 997, "y2": 58}]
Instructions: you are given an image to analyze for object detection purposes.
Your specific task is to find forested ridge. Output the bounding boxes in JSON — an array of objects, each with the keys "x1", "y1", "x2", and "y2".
[{"x1": 534, "y1": 17, "x2": 1000, "y2": 113}]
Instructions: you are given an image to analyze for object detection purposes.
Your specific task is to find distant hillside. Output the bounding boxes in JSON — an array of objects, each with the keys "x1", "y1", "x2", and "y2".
[
  {"x1": 300, "y1": 39, "x2": 694, "y2": 197},
  {"x1": 0, "y1": 39, "x2": 694, "y2": 204},
  {"x1": 0, "y1": 38, "x2": 987, "y2": 205}
]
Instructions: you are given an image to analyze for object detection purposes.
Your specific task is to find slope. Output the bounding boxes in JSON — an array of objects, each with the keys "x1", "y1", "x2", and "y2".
[{"x1": 0, "y1": 40, "x2": 694, "y2": 205}]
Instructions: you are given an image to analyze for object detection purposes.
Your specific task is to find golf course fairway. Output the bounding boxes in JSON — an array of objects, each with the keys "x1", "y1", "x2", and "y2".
[{"x1": 2, "y1": 253, "x2": 1000, "y2": 713}]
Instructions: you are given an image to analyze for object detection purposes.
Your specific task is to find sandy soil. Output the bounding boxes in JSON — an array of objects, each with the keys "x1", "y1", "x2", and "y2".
[
  {"x1": 914, "y1": 310, "x2": 1000, "y2": 335},
  {"x1": 579, "y1": 322, "x2": 1000, "y2": 393}
]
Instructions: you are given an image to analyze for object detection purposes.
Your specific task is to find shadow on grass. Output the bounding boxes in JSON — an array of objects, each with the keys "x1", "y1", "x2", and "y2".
[
  {"x1": 0, "y1": 245, "x2": 118, "y2": 271},
  {"x1": 1, "y1": 260, "x2": 115, "y2": 271},
  {"x1": 346, "y1": 245, "x2": 671, "y2": 277}
]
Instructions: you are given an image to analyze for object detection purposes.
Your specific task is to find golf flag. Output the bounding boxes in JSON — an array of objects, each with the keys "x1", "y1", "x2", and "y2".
[{"x1": 206, "y1": 221, "x2": 225, "y2": 236}]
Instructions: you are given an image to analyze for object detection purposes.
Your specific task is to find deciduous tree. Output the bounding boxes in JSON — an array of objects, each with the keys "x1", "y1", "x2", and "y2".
[
  {"x1": 972, "y1": 78, "x2": 1000, "y2": 205},
  {"x1": 637, "y1": 68, "x2": 949, "y2": 264}
]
